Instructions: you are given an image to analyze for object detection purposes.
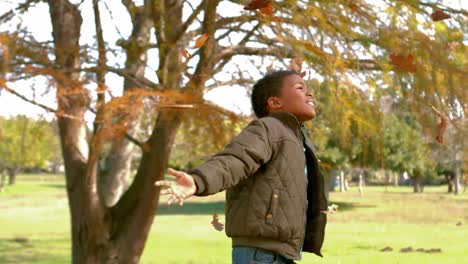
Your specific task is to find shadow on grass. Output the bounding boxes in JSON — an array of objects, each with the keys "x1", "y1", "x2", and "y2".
[
  {"x1": 328, "y1": 201, "x2": 376, "y2": 212},
  {"x1": 156, "y1": 200, "x2": 371, "y2": 215},
  {"x1": 156, "y1": 201, "x2": 225, "y2": 215},
  {"x1": 43, "y1": 183, "x2": 66, "y2": 189},
  {"x1": 0, "y1": 238, "x2": 68, "y2": 264}
]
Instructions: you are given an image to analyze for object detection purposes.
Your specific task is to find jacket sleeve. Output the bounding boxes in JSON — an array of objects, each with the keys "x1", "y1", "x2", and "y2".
[{"x1": 186, "y1": 118, "x2": 273, "y2": 196}]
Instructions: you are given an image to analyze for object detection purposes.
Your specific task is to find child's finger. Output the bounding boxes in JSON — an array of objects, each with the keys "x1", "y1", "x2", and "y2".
[
  {"x1": 155, "y1": 180, "x2": 173, "y2": 187},
  {"x1": 167, "y1": 168, "x2": 185, "y2": 179},
  {"x1": 167, "y1": 194, "x2": 178, "y2": 205},
  {"x1": 160, "y1": 188, "x2": 173, "y2": 195}
]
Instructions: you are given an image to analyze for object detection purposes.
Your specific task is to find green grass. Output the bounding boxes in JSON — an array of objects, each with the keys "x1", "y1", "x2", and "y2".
[{"x1": 1, "y1": 174, "x2": 467, "y2": 263}]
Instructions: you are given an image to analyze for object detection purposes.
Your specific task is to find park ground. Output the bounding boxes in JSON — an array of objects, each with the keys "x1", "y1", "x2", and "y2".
[{"x1": 0, "y1": 174, "x2": 467, "y2": 264}]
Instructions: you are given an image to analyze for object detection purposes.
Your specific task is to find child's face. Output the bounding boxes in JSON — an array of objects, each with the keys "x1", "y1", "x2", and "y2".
[{"x1": 267, "y1": 74, "x2": 316, "y2": 122}]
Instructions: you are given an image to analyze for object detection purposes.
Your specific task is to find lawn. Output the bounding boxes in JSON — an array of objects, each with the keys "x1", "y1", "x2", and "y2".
[{"x1": 0, "y1": 174, "x2": 467, "y2": 264}]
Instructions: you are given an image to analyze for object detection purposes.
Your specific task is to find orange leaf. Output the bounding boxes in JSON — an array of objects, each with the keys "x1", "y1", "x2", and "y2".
[
  {"x1": 272, "y1": 16, "x2": 282, "y2": 23},
  {"x1": 181, "y1": 49, "x2": 190, "y2": 59},
  {"x1": 194, "y1": 33, "x2": 209, "y2": 48},
  {"x1": 243, "y1": 0, "x2": 271, "y2": 11},
  {"x1": 389, "y1": 53, "x2": 416, "y2": 73},
  {"x1": 431, "y1": 10, "x2": 450, "y2": 21},
  {"x1": 259, "y1": 1, "x2": 274, "y2": 16}
]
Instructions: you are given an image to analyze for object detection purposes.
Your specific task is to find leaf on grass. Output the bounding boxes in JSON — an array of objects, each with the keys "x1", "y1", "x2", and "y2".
[
  {"x1": 400, "y1": 246, "x2": 413, "y2": 253},
  {"x1": 389, "y1": 53, "x2": 416, "y2": 73},
  {"x1": 429, "y1": 104, "x2": 447, "y2": 144},
  {"x1": 380, "y1": 246, "x2": 393, "y2": 252},
  {"x1": 289, "y1": 57, "x2": 307, "y2": 78},
  {"x1": 211, "y1": 213, "x2": 224, "y2": 231},
  {"x1": 425, "y1": 248, "x2": 442, "y2": 253},
  {"x1": 431, "y1": 10, "x2": 450, "y2": 21},
  {"x1": 194, "y1": 33, "x2": 209, "y2": 49}
]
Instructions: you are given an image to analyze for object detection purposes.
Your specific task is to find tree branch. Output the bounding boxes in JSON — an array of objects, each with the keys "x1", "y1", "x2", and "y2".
[
  {"x1": 216, "y1": 45, "x2": 291, "y2": 60},
  {"x1": 0, "y1": 78, "x2": 55, "y2": 113},
  {"x1": 205, "y1": 78, "x2": 254, "y2": 91},
  {"x1": 0, "y1": 77, "x2": 84, "y2": 121},
  {"x1": 173, "y1": 0, "x2": 207, "y2": 43},
  {"x1": 0, "y1": 0, "x2": 42, "y2": 23},
  {"x1": 93, "y1": 0, "x2": 107, "y2": 133}
]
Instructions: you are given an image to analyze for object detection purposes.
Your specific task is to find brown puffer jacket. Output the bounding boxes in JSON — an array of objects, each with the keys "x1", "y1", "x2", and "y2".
[{"x1": 187, "y1": 111, "x2": 328, "y2": 260}]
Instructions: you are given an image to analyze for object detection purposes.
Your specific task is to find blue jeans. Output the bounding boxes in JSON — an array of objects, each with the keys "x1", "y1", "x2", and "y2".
[{"x1": 232, "y1": 246, "x2": 295, "y2": 264}]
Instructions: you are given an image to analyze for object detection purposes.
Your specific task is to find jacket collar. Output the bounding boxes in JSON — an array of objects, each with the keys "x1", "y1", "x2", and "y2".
[
  {"x1": 267, "y1": 111, "x2": 304, "y2": 140},
  {"x1": 268, "y1": 111, "x2": 319, "y2": 156}
]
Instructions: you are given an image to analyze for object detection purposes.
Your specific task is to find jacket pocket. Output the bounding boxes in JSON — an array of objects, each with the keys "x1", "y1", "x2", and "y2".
[{"x1": 265, "y1": 189, "x2": 280, "y2": 225}]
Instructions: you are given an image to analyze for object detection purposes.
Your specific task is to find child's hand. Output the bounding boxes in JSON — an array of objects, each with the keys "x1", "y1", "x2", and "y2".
[{"x1": 155, "y1": 168, "x2": 197, "y2": 206}]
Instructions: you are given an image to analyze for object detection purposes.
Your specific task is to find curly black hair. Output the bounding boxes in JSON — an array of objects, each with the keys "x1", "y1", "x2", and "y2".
[{"x1": 251, "y1": 70, "x2": 299, "y2": 118}]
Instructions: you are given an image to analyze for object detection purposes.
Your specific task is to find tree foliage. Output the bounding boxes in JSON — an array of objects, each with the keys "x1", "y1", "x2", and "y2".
[{"x1": 0, "y1": 115, "x2": 61, "y2": 171}]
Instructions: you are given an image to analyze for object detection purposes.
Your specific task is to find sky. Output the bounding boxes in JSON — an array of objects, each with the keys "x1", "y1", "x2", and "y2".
[{"x1": 0, "y1": 0, "x2": 465, "y2": 121}]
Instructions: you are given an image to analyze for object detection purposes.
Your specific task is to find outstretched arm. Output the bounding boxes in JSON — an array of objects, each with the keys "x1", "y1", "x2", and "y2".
[
  {"x1": 187, "y1": 118, "x2": 273, "y2": 196},
  {"x1": 155, "y1": 118, "x2": 273, "y2": 204}
]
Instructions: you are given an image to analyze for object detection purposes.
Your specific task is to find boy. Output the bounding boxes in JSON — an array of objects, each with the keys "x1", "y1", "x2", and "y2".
[{"x1": 155, "y1": 70, "x2": 328, "y2": 264}]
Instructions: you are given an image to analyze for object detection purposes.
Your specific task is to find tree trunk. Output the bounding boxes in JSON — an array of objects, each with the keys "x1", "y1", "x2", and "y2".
[
  {"x1": 393, "y1": 171, "x2": 399, "y2": 186},
  {"x1": 8, "y1": 173, "x2": 15, "y2": 185},
  {"x1": 384, "y1": 170, "x2": 389, "y2": 192},
  {"x1": 47, "y1": 1, "x2": 110, "y2": 263},
  {"x1": 110, "y1": 109, "x2": 183, "y2": 264},
  {"x1": 7, "y1": 167, "x2": 17, "y2": 185},
  {"x1": 464, "y1": 170, "x2": 467, "y2": 193},
  {"x1": 0, "y1": 169, "x2": 5, "y2": 191},
  {"x1": 358, "y1": 172, "x2": 364, "y2": 196},
  {"x1": 464, "y1": 174, "x2": 467, "y2": 193},
  {"x1": 329, "y1": 169, "x2": 337, "y2": 192},
  {"x1": 412, "y1": 180, "x2": 419, "y2": 192},
  {"x1": 454, "y1": 167, "x2": 461, "y2": 195},
  {"x1": 446, "y1": 174, "x2": 454, "y2": 193},
  {"x1": 99, "y1": 4, "x2": 153, "y2": 207},
  {"x1": 339, "y1": 170, "x2": 345, "y2": 192},
  {"x1": 413, "y1": 175, "x2": 423, "y2": 193}
]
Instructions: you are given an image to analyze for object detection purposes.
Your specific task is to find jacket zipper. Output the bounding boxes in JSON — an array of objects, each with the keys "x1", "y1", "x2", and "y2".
[
  {"x1": 299, "y1": 186, "x2": 307, "y2": 257},
  {"x1": 299, "y1": 129, "x2": 308, "y2": 257}
]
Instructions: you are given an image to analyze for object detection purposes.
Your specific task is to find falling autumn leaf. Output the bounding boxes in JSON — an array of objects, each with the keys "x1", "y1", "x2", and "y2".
[
  {"x1": 181, "y1": 49, "x2": 190, "y2": 59},
  {"x1": 259, "y1": 1, "x2": 274, "y2": 16},
  {"x1": 431, "y1": 10, "x2": 451, "y2": 21},
  {"x1": 321, "y1": 204, "x2": 338, "y2": 214},
  {"x1": 211, "y1": 213, "x2": 224, "y2": 231},
  {"x1": 243, "y1": 0, "x2": 271, "y2": 11},
  {"x1": 289, "y1": 57, "x2": 307, "y2": 78},
  {"x1": 272, "y1": 16, "x2": 282, "y2": 23},
  {"x1": 194, "y1": 33, "x2": 209, "y2": 49},
  {"x1": 429, "y1": 104, "x2": 447, "y2": 144},
  {"x1": 389, "y1": 53, "x2": 416, "y2": 73}
]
